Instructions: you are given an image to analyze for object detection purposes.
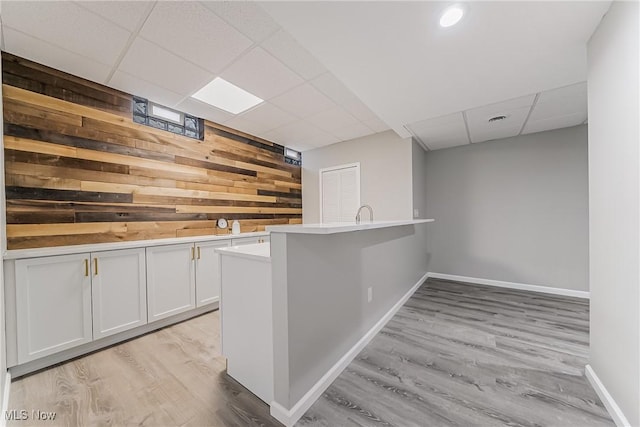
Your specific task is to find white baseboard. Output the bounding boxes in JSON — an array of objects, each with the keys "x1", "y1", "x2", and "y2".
[
  {"x1": 269, "y1": 272, "x2": 429, "y2": 427},
  {"x1": 585, "y1": 365, "x2": 631, "y2": 427},
  {"x1": 426, "y1": 272, "x2": 590, "y2": 299},
  {"x1": 1, "y1": 371, "x2": 12, "y2": 427}
]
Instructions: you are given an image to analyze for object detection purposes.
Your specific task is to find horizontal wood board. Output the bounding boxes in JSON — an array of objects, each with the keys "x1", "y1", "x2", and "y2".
[{"x1": 2, "y1": 52, "x2": 302, "y2": 249}]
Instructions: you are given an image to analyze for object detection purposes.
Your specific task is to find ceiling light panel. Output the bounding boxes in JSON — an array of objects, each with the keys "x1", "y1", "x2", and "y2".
[{"x1": 192, "y1": 77, "x2": 264, "y2": 114}]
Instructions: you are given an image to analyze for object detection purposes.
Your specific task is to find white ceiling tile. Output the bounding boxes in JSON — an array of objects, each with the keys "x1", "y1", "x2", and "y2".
[
  {"x1": 342, "y1": 97, "x2": 381, "y2": 122},
  {"x1": 109, "y1": 71, "x2": 184, "y2": 107},
  {"x1": 307, "y1": 106, "x2": 359, "y2": 132},
  {"x1": 2, "y1": 1, "x2": 131, "y2": 66},
  {"x1": 270, "y1": 83, "x2": 335, "y2": 118},
  {"x1": 526, "y1": 82, "x2": 587, "y2": 122},
  {"x1": 363, "y1": 117, "x2": 390, "y2": 133},
  {"x1": 310, "y1": 72, "x2": 359, "y2": 105},
  {"x1": 465, "y1": 94, "x2": 536, "y2": 143},
  {"x1": 220, "y1": 47, "x2": 304, "y2": 100},
  {"x1": 523, "y1": 82, "x2": 588, "y2": 135},
  {"x1": 522, "y1": 112, "x2": 588, "y2": 135},
  {"x1": 263, "y1": 121, "x2": 338, "y2": 148},
  {"x1": 261, "y1": 30, "x2": 327, "y2": 80},
  {"x1": 202, "y1": 1, "x2": 280, "y2": 43},
  {"x1": 224, "y1": 116, "x2": 271, "y2": 137},
  {"x1": 140, "y1": 2, "x2": 252, "y2": 74},
  {"x1": 406, "y1": 112, "x2": 470, "y2": 151},
  {"x1": 174, "y1": 98, "x2": 235, "y2": 125},
  {"x1": 118, "y1": 38, "x2": 213, "y2": 97},
  {"x1": 235, "y1": 102, "x2": 297, "y2": 130},
  {"x1": 2, "y1": 28, "x2": 112, "y2": 84},
  {"x1": 332, "y1": 122, "x2": 375, "y2": 142},
  {"x1": 75, "y1": 1, "x2": 153, "y2": 31}
]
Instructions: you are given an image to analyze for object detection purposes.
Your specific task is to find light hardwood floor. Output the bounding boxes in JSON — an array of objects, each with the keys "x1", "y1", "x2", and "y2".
[
  {"x1": 7, "y1": 279, "x2": 613, "y2": 427},
  {"x1": 298, "y1": 279, "x2": 613, "y2": 427},
  {"x1": 7, "y1": 311, "x2": 281, "y2": 427}
]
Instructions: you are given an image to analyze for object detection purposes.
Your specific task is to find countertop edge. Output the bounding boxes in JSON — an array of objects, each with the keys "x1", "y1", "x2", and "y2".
[
  {"x1": 266, "y1": 219, "x2": 434, "y2": 235},
  {"x1": 3, "y1": 231, "x2": 270, "y2": 260},
  {"x1": 215, "y1": 243, "x2": 271, "y2": 263}
]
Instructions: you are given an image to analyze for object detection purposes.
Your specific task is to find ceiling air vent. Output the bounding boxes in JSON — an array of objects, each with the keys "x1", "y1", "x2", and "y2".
[{"x1": 488, "y1": 115, "x2": 508, "y2": 123}]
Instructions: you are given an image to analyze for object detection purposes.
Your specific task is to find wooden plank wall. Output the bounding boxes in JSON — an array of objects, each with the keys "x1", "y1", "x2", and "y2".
[{"x1": 2, "y1": 52, "x2": 302, "y2": 249}]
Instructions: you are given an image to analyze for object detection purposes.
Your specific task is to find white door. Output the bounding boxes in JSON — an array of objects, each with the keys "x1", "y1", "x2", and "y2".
[
  {"x1": 320, "y1": 163, "x2": 361, "y2": 223},
  {"x1": 195, "y1": 240, "x2": 230, "y2": 307},
  {"x1": 146, "y1": 243, "x2": 196, "y2": 322},
  {"x1": 15, "y1": 253, "x2": 92, "y2": 363},
  {"x1": 91, "y1": 248, "x2": 147, "y2": 339}
]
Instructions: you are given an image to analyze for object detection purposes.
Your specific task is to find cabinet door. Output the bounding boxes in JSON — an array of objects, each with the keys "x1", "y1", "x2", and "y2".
[
  {"x1": 91, "y1": 248, "x2": 147, "y2": 340},
  {"x1": 16, "y1": 253, "x2": 92, "y2": 363},
  {"x1": 146, "y1": 244, "x2": 195, "y2": 322},
  {"x1": 195, "y1": 240, "x2": 230, "y2": 307},
  {"x1": 231, "y1": 236, "x2": 270, "y2": 246}
]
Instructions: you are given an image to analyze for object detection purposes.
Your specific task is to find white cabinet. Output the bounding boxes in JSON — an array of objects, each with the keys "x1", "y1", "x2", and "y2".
[
  {"x1": 14, "y1": 248, "x2": 149, "y2": 364},
  {"x1": 195, "y1": 240, "x2": 230, "y2": 307},
  {"x1": 219, "y1": 249, "x2": 273, "y2": 403},
  {"x1": 91, "y1": 248, "x2": 147, "y2": 340},
  {"x1": 15, "y1": 253, "x2": 92, "y2": 363},
  {"x1": 231, "y1": 235, "x2": 270, "y2": 246},
  {"x1": 146, "y1": 243, "x2": 196, "y2": 322}
]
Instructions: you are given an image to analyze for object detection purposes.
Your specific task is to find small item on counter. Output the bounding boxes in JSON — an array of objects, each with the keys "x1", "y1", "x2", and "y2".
[
  {"x1": 231, "y1": 220, "x2": 241, "y2": 235},
  {"x1": 217, "y1": 218, "x2": 228, "y2": 229}
]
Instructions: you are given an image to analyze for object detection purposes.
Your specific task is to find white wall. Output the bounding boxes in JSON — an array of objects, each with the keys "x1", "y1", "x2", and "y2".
[
  {"x1": 587, "y1": 1, "x2": 639, "y2": 425},
  {"x1": 424, "y1": 125, "x2": 589, "y2": 292},
  {"x1": 411, "y1": 139, "x2": 428, "y2": 219},
  {"x1": 302, "y1": 130, "x2": 413, "y2": 223},
  {"x1": 270, "y1": 223, "x2": 429, "y2": 412}
]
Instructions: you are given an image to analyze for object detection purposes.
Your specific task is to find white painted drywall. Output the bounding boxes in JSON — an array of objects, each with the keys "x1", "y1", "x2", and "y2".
[
  {"x1": 587, "y1": 1, "x2": 640, "y2": 425},
  {"x1": 302, "y1": 130, "x2": 413, "y2": 223},
  {"x1": 270, "y1": 223, "x2": 429, "y2": 408},
  {"x1": 411, "y1": 139, "x2": 427, "y2": 219},
  {"x1": 424, "y1": 125, "x2": 589, "y2": 292}
]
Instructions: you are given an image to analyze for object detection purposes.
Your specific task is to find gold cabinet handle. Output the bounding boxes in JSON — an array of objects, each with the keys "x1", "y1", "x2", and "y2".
[
  {"x1": 191, "y1": 247, "x2": 195, "y2": 261},
  {"x1": 84, "y1": 259, "x2": 89, "y2": 277},
  {"x1": 94, "y1": 258, "x2": 98, "y2": 276},
  {"x1": 197, "y1": 246, "x2": 201, "y2": 259}
]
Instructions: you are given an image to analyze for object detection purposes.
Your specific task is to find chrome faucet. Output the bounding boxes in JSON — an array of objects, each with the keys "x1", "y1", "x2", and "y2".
[{"x1": 355, "y1": 205, "x2": 373, "y2": 224}]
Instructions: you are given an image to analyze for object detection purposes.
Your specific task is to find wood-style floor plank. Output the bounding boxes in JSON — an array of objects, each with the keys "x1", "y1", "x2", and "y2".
[
  {"x1": 7, "y1": 279, "x2": 613, "y2": 427},
  {"x1": 7, "y1": 312, "x2": 281, "y2": 427},
  {"x1": 298, "y1": 279, "x2": 613, "y2": 427}
]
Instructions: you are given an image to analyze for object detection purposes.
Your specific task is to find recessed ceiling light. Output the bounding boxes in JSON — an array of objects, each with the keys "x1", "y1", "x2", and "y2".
[
  {"x1": 191, "y1": 77, "x2": 263, "y2": 114},
  {"x1": 439, "y1": 5, "x2": 465, "y2": 28}
]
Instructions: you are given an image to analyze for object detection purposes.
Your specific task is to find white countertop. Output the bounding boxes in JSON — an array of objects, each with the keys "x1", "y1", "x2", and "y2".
[
  {"x1": 215, "y1": 242, "x2": 271, "y2": 262},
  {"x1": 266, "y1": 219, "x2": 434, "y2": 235},
  {"x1": 3, "y1": 231, "x2": 270, "y2": 260}
]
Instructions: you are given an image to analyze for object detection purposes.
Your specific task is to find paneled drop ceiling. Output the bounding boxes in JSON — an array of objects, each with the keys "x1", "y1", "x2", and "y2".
[{"x1": 0, "y1": 1, "x2": 609, "y2": 152}]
